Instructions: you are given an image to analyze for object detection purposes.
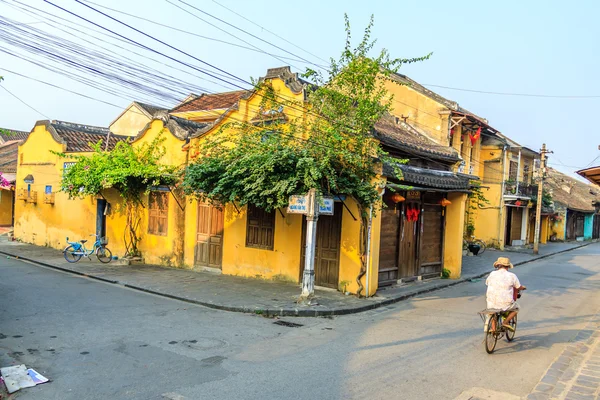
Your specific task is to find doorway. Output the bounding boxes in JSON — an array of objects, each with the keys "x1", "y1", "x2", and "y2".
[
  {"x1": 96, "y1": 199, "x2": 107, "y2": 238},
  {"x1": 300, "y1": 202, "x2": 343, "y2": 289},
  {"x1": 195, "y1": 203, "x2": 224, "y2": 269},
  {"x1": 505, "y1": 207, "x2": 523, "y2": 246}
]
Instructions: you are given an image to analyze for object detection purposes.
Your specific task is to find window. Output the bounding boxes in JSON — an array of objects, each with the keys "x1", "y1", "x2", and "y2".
[
  {"x1": 246, "y1": 205, "x2": 275, "y2": 250},
  {"x1": 45, "y1": 185, "x2": 52, "y2": 194},
  {"x1": 509, "y1": 160, "x2": 518, "y2": 181},
  {"x1": 523, "y1": 164, "x2": 531, "y2": 184},
  {"x1": 148, "y1": 191, "x2": 169, "y2": 236}
]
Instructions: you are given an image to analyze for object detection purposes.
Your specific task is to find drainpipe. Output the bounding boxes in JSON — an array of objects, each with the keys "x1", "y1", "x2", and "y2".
[
  {"x1": 365, "y1": 206, "x2": 373, "y2": 297},
  {"x1": 365, "y1": 188, "x2": 385, "y2": 297},
  {"x1": 498, "y1": 145, "x2": 508, "y2": 247},
  {"x1": 516, "y1": 149, "x2": 522, "y2": 195}
]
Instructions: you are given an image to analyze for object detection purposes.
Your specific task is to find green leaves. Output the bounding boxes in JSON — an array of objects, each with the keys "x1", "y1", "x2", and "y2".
[{"x1": 56, "y1": 134, "x2": 178, "y2": 203}]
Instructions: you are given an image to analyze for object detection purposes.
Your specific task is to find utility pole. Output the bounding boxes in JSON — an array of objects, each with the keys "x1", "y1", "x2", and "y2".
[
  {"x1": 533, "y1": 143, "x2": 549, "y2": 255},
  {"x1": 301, "y1": 188, "x2": 318, "y2": 297}
]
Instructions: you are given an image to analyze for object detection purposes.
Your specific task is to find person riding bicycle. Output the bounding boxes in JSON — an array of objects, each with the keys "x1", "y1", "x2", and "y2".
[{"x1": 485, "y1": 257, "x2": 526, "y2": 332}]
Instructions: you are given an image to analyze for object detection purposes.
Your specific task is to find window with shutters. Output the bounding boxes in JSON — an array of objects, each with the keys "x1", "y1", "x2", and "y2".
[
  {"x1": 509, "y1": 160, "x2": 518, "y2": 181},
  {"x1": 148, "y1": 191, "x2": 169, "y2": 236},
  {"x1": 523, "y1": 164, "x2": 531, "y2": 184},
  {"x1": 246, "y1": 205, "x2": 275, "y2": 250}
]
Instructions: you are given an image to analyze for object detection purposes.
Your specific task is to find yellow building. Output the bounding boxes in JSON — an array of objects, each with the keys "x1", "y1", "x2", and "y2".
[
  {"x1": 384, "y1": 73, "x2": 544, "y2": 250},
  {"x1": 14, "y1": 67, "x2": 474, "y2": 296},
  {"x1": 0, "y1": 128, "x2": 30, "y2": 228}
]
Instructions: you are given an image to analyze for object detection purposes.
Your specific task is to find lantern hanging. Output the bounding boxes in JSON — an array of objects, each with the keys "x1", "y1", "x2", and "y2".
[
  {"x1": 391, "y1": 193, "x2": 405, "y2": 204},
  {"x1": 515, "y1": 200, "x2": 522, "y2": 207},
  {"x1": 440, "y1": 198, "x2": 452, "y2": 207}
]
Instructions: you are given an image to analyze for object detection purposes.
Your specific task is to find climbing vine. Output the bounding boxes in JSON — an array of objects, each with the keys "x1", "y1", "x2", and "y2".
[
  {"x1": 183, "y1": 15, "x2": 430, "y2": 296},
  {"x1": 55, "y1": 134, "x2": 178, "y2": 257}
]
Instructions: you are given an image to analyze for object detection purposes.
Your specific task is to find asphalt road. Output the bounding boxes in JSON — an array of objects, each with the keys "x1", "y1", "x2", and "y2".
[{"x1": 1, "y1": 244, "x2": 599, "y2": 400}]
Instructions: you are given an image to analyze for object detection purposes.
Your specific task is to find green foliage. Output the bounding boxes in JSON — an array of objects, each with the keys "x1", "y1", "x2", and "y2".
[
  {"x1": 441, "y1": 268, "x2": 451, "y2": 279},
  {"x1": 183, "y1": 15, "x2": 429, "y2": 297},
  {"x1": 55, "y1": 133, "x2": 178, "y2": 257},
  {"x1": 531, "y1": 189, "x2": 553, "y2": 209},
  {"x1": 56, "y1": 134, "x2": 178, "y2": 202}
]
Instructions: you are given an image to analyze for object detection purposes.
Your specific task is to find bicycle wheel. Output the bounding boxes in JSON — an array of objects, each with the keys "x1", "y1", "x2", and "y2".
[
  {"x1": 96, "y1": 246, "x2": 112, "y2": 263},
  {"x1": 485, "y1": 315, "x2": 498, "y2": 354},
  {"x1": 506, "y1": 315, "x2": 517, "y2": 342},
  {"x1": 473, "y1": 239, "x2": 486, "y2": 255},
  {"x1": 64, "y1": 245, "x2": 82, "y2": 263}
]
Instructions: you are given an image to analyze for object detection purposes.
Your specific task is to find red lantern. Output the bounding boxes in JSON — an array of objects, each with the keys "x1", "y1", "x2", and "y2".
[{"x1": 515, "y1": 200, "x2": 522, "y2": 207}]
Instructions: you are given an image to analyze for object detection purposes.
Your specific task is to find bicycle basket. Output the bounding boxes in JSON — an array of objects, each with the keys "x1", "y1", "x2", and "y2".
[{"x1": 100, "y1": 236, "x2": 108, "y2": 245}]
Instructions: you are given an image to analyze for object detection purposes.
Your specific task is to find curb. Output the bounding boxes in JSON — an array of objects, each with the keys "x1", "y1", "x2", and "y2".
[{"x1": 0, "y1": 241, "x2": 593, "y2": 317}]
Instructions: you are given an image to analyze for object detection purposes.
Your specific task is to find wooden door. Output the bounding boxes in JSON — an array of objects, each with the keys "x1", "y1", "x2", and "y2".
[
  {"x1": 96, "y1": 199, "x2": 107, "y2": 238},
  {"x1": 575, "y1": 214, "x2": 585, "y2": 237},
  {"x1": 508, "y1": 207, "x2": 523, "y2": 244},
  {"x1": 195, "y1": 203, "x2": 224, "y2": 269},
  {"x1": 399, "y1": 203, "x2": 418, "y2": 280},
  {"x1": 419, "y1": 203, "x2": 443, "y2": 278},
  {"x1": 300, "y1": 203, "x2": 342, "y2": 289},
  {"x1": 378, "y1": 197, "x2": 400, "y2": 287},
  {"x1": 593, "y1": 215, "x2": 600, "y2": 239}
]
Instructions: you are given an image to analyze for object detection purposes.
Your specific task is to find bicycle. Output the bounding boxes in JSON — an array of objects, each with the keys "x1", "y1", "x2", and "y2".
[
  {"x1": 464, "y1": 235, "x2": 486, "y2": 255},
  {"x1": 478, "y1": 288, "x2": 524, "y2": 354},
  {"x1": 63, "y1": 234, "x2": 112, "y2": 264}
]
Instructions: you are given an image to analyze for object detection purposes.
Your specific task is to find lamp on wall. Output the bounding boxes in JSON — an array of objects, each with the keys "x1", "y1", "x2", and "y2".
[
  {"x1": 23, "y1": 174, "x2": 34, "y2": 184},
  {"x1": 440, "y1": 198, "x2": 452, "y2": 207}
]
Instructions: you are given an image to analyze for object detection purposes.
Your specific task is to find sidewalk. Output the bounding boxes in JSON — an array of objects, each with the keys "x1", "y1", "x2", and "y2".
[
  {"x1": 528, "y1": 310, "x2": 600, "y2": 400},
  {"x1": 0, "y1": 240, "x2": 592, "y2": 317}
]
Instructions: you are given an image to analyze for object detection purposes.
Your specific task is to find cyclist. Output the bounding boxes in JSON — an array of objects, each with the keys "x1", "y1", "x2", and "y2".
[{"x1": 485, "y1": 257, "x2": 526, "y2": 332}]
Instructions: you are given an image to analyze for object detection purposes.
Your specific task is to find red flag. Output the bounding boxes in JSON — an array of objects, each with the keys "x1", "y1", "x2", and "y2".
[{"x1": 469, "y1": 127, "x2": 481, "y2": 145}]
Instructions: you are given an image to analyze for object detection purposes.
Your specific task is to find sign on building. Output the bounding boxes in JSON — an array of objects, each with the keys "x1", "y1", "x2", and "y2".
[{"x1": 287, "y1": 194, "x2": 334, "y2": 215}]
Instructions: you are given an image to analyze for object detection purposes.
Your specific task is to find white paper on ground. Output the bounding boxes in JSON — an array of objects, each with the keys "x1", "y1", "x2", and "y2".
[
  {"x1": 0, "y1": 364, "x2": 36, "y2": 394},
  {"x1": 27, "y1": 369, "x2": 49, "y2": 385}
]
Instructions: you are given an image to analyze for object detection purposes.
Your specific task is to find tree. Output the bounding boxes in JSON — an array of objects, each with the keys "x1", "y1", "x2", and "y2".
[
  {"x1": 183, "y1": 15, "x2": 429, "y2": 296},
  {"x1": 56, "y1": 134, "x2": 178, "y2": 257}
]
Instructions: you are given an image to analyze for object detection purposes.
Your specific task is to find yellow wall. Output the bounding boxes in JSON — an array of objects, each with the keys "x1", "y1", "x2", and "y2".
[
  {"x1": 384, "y1": 79, "x2": 450, "y2": 146},
  {"x1": 109, "y1": 104, "x2": 152, "y2": 137},
  {"x1": 443, "y1": 192, "x2": 467, "y2": 278},
  {"x1": 0, "y1": 189, "x2": 13, "y2": 225}
]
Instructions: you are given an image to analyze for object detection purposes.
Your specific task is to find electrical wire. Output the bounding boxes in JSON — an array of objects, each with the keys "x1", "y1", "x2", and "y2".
[
  {"x1": 423, "y1": 84, "x2": 600, "y2": 99},
  {"x1": 0, "y1": 84, "x2": 49, "y2": 118}
]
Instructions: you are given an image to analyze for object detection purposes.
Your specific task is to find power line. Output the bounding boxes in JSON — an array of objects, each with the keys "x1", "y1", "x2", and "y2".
[
  {"x1": 79, "y1": 0, "x2": 315, "y2": 65},
  {"x1": 174, "y1": 0, "x2": 324, "y2": 70},
  {"x1": 211, "y1": 0, "x2": 329, "y2": 65},
  {"x1": 0, "y1": 83, "x2": 49, "y2": 118},
  {"x1": 423, "y1": 84, "x2": 600, "y2": 99}
]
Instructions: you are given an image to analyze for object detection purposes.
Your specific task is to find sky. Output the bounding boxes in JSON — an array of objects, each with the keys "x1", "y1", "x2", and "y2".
[{"x1": 0, "y1": 0, "x2": 599, "y2": 179}]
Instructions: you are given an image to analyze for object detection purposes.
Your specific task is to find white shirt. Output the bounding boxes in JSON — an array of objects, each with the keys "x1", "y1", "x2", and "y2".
[{"x1": 486, "y1": 268, "x2": 521, "y2": 310}]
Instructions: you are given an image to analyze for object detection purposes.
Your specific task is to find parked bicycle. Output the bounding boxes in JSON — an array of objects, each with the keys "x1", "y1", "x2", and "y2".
[
  {"x1": 478, "y1": 288, "x2": 525, "y2": 354},
  {"x1": 464, "y1": 235, "x2": 486, "y2": 255},
  {"x1": 63, "y1": 234, "x2": 112, "y2": 264}
]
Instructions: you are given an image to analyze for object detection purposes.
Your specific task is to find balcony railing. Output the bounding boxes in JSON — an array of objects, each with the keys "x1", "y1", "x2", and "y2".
[{"x1": 504, "y1": 181, "x2": 538, "y2": 197}]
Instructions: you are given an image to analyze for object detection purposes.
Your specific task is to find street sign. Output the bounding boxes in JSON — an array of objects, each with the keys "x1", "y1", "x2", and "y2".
[
  {"x1": 287, "y1": 194, "x2": 334, "y2": 215},
  {"x1": 318, "y1": 197, "x2": 334, "y2": 215},
  {"x1": 287, "y1": 195, "x2": 308, "y2": 214}
]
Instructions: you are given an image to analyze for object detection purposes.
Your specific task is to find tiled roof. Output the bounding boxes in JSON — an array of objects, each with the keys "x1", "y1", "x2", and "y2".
[
  {"x1": 260, "y1": 66, "x2": 310, "y2": 94},
  {"x1": 374, "y1": 114, "x2": 460, "y2": 162},
  {"x1": 170, "y1": 90, "x2": 249, "y2": 113},
  {"x1": 0, "y1": 141, "x2": 21, "y2": 173},
  {"x1": 40, "y1": 120, "x2": 129, "y2": 152},
  {"x1": 134, "y1": 113, "x2": 211, "y2": 142},
  {"x1": 545, "y1": 167, "x2": 599, "y2": 213},
  {"x1": 385, "y1": 164, "x2": 471, "y2": 190},
  {"x1": 0, "y1": 128, "x2": 29, "y2": 143},
  {"x1": 135, "y1": 102, "x2": 167, "y2": 117}
]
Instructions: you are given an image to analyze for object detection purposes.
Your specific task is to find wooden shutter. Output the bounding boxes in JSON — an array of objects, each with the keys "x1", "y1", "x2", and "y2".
[
  {"x1": 246, "y1": 205, "x2": 275, "y2": 250},
  {"x1": 148, "y1": 192, "x2": 169, "y2": 236}
]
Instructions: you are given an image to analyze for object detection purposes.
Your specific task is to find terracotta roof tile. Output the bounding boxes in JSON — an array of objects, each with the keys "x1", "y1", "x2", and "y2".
[
  {"x1": 0, "y1": 128, "x2": 29, "y2": 142},
  {"x1": 170, "y1": 90, "x2": 249, "y2": 113},
  {"x1": 374, "y1": 114, "x2": 460, "y2": 162},
  {"x1": 0, "y1": 141, "x2": 21, "y2": 173},
  {"x1": 46, "y1": 121, "x2": 129, "y2": 152},
  {"x1": 545, "y1": 167, "x2": 599, "y2": 212}
]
